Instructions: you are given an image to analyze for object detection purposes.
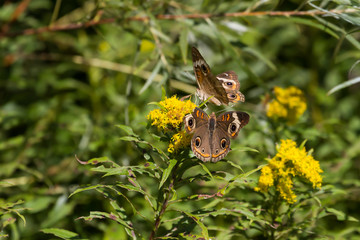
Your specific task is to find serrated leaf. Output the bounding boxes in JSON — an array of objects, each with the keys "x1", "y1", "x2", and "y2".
[{"x1": 41, "y1": 228, "x2": 78, "y2": 239}]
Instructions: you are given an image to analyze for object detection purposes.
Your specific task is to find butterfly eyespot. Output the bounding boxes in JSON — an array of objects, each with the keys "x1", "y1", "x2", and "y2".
[
  {"x1": 230, "y1": 94, "x2": 236, "y2": 99},
  {"x1": 188, "y1": 118, "x2": 194, "y2": 127},
  {"x1": 215, "y1": 149, "x2": 219, "y2": 153},
  {"x1": 227, "y1": 82, "x2": 232, "y2": 85},
  {"x1": 201, "y1": 64, "x2": 208, "y2": 73},
  {"x1": 230, "y1": 123, "x2": 237, "y2": 132},
  {"x1": 220, "y1": 139, "x2": 227, "y2": 149},
  {"x1": 202, "y1": 148, "x2": 205, "y2": 153},
  {"x1": 195, "y1": 137, "x2": 201, "y2": 147}
]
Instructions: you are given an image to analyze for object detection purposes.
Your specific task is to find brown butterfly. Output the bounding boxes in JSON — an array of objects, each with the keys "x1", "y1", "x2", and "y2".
[
  {"x1": 192, "y1": 47, "x2": 245, "y2": 106},
  {"x1": 183, "y1": 107, "x2": 250, "y2": 162}
]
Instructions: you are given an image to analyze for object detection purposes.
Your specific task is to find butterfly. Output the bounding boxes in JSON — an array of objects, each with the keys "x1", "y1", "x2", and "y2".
[
  {"x1": 192, "y1": 47, "x2": 245, "y2": 106},
  {"x1": 183, "y1": 107, "x2": 250, "y2": 162}
]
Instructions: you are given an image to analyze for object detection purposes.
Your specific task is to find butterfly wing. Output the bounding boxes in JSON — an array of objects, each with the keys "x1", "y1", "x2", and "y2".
[
  {"x1": 216, "y1": 71, "x2": 245, "y2": 103},
  {"x1": 183, "y1": 108, "x2": 212, "y2": 162},
  {"x1": 210, "y1": 126, "x2": 231, "y2": 162},
  {"x1": 216, "y1": 111, "x2": 250, "y2": 139},
  {"x1": 192, "y1": 47, "x2": 229, "y2": 105},
  {"x1": 183, "y1": 107, "x2": 209, "y2": 133},
  {"x1": 191, "y1": 124, "x2": 212, "y2": 162}
]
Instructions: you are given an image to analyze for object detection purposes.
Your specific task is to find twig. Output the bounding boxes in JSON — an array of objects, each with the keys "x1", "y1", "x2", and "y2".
[{"x1": 0, "y1": 9, "x2": 357, "y2": 39}]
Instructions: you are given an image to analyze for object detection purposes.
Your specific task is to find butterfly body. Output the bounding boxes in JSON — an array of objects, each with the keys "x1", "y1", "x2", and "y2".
[
  {"x1": 184, "y1": 108, "x2": 250, "y2": 162},
  {"x1": 192, "y1": 47, "x2": 245, "y2": 106}
]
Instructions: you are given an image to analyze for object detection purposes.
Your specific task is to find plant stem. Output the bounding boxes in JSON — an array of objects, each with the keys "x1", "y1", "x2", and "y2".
[{"x1": 149, "y1": 164, "x2": 178, "y2": 240}]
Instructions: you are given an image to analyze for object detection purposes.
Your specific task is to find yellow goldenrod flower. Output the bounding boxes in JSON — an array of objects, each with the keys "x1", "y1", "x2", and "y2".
[
  {"x1": 254, "y1": 165, "x2": 274, "y2": 193},
  {"x1": 147, "y1": 96, "x2": 196, "y2": 132},
  {"x1": 168, "y1": 130, "x2": 192, "y2": 153},
  {"x1": 255, "y1": 139, "x2": 323, "y2": 204},
  {"x1": 266, "y1": 86, "x2": 307, "y2": 124}
]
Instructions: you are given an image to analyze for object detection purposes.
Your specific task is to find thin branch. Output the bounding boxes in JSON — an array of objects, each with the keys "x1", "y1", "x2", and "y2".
[{"x1": 0, "y1": 9, "x2": 357, "y2": 39}]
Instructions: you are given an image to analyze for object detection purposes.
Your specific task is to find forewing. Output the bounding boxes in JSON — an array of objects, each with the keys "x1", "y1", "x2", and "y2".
[
  {"x1": 183, "y1": 107, "x2": 209, "y2": 133},
  {"x1": 216, "y1": 111, "x2": 250, "y2": 139},
  {"x1": 192, "y1": 47, "x2": 229, "y2": 105}
]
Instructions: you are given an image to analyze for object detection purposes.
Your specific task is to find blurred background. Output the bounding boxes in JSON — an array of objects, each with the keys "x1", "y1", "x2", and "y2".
[{"x1": 1, "y1": 0, "x2": 360, "y2": 239}]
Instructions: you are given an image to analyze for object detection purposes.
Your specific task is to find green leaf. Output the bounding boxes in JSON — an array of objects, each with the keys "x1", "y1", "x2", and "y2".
[
  {"x1": 79, "y1": 211, "x2": 134, "y2": 229},
  {"x1": 199, "y1": 96, "x2": 214, "y2": 107},
  {"x1": 299, "y1": 139, "x2": 308, "y2": 150},
  {"x1": 182, "y1": 211, "x2": 209, "y2": 239},
  {"x1": 243, "y1": 47, "x2": 277, "y2": 71},
  {"x1": 159, "y1": 159, "x2": 177, "y2": 189},
  {"x1": 199, "y1": 163, "x2": 213, "y2": 180},
  {"x1": 326, "y1": 208, "x2": 346, "y2": 221},
  {"x1": 224, "y1": 159, "x2": 243, "y2": 171},
  {"x1": 288, "y1": 17, "x2": 339, "y2": 39},
  {"x1": 91, "y1": 165, "x2": 129, "y2": 176},
  {"x1": 179, "y1": 27, "x2": 189, "y2": 64},
  {"x1": 231, "y1": 146, "x2": 259, "y2": 153},
  {"x1": 118, "y1": 136, "x2": 139, "y2": 142},
  {"x1": 41, "y1": 228, "x2": 78, "y2": 239},
  {"x1": 76, "y1": 156, "x2": 114, "y2": 166},
  {"x1": 69, "y1": 185, "x2": 103, "y2": 198},
  {"x1": 219, "y1": 164, "x2": 265, "y2": 195},
  {"x1": 326, "y1": 208, "x2": 358, "y2": 222},
  {"x1": 117, "y1": 136, "x2": 169, "y2": 161},
  {"x1": 327, "y1": 76, "x2": 360, "y2": 95},
  {"x1": 149, "y1": 26, "x2": 172, "y2": 43},
  {"x1": 139, "y1": 60, "x2": 162, "y2": 94},
  {"x1": 161, "y1": 86, "x2": 167, "y2": 100},
  {"x1": 116, "y1": 124, "x2": 136, "y2": 136}
]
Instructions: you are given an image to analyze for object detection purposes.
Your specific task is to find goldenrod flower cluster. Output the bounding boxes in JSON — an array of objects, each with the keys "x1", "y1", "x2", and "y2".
[
  {"x1": 147, "y1": 96, "x2": 196, "y2": 132},
  {"x1": 147, "y1": 96, "x2": 196, "y2": 153},
  {"x1": 255, "y1": 139, "x2": 323, "y2": 204},
  {"x1": 266, "y1": 86, "x2": 307, "y2": 124},
  {"x1": 168, "y1": 130, "x2": 192, "y2": 153}
]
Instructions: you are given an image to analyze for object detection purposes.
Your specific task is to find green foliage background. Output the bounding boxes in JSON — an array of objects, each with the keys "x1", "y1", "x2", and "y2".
[{"x1": 1, "y1": 0, "x2": 360, "y2": 239}]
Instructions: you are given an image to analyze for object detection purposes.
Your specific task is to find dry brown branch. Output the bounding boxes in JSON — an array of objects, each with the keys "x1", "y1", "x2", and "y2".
[{"x1": 0, "y1": 9, "x2": 356, "y2": 39}]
